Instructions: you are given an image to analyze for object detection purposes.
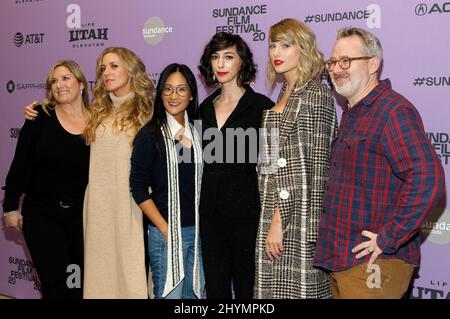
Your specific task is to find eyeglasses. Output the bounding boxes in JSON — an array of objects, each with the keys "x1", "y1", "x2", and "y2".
[
  {"x1": 162, "y1": 85, "x2": 190, "y2": 97},
  {"x1": 324, "y1": 56, "x2": 373, "y2": 71}
]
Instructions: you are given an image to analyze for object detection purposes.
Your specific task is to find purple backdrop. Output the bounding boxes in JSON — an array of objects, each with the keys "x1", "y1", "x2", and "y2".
[{"x1": 1, "y1": 0, "x2": 449, "y2": 299}]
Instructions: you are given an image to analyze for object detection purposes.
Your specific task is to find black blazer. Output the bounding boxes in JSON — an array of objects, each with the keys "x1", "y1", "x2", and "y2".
[{"x1": 199, "y1": 85, "x2": 274, "y2": 219}]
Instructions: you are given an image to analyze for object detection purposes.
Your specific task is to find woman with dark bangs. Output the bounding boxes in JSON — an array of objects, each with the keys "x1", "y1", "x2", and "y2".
[{"x1": 198, "y1": 32, "x2": 274, "y2": 298}]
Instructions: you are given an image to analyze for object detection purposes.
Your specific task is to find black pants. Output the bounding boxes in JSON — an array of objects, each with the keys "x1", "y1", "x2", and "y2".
[
  {"x1": 200, "y1": 214, "x2": 259, "y2": 299},
  {"x1": 21, "y1": 196, "x2": 83, "y2": 299}
]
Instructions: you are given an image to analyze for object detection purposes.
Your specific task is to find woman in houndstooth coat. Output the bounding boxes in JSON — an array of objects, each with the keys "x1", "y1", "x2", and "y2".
[{"x1": 254, "y1": 19, "x2": 338, "y2": 299}]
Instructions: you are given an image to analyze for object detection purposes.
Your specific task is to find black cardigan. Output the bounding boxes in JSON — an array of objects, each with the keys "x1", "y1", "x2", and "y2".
[
  {"x1": 130, "y1": 123, "x2": 196, "y2": 227},
  {"x1": 198, "y1": 85, "x2": 274, "y2": 219},
  {"x1": 2, "y1": 106, "x2": 89, "y2": 212}
]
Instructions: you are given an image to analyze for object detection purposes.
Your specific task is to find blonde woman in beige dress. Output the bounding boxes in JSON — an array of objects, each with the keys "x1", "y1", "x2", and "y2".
[{"x1": 82, "y1": 47, "x2": 154, "y2": 298}]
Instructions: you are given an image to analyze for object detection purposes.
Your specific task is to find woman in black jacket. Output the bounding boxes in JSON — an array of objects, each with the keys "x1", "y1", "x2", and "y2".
[
  {"x1": 198, "y1": 32, "x2": 274, "y2": 299},
  {"x1": 3, "y1": 60, "x2": 90, "y2": 298}
]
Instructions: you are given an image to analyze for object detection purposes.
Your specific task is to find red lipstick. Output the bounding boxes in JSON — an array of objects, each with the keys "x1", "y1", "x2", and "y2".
[{"x1": 274, "y1": 60, "x2": 284, "y2": 66}]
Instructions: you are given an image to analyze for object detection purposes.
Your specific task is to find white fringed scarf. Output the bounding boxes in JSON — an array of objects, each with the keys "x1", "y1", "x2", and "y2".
[{"x1": 161, "y1": 113, "x2": 203, "y2": 298}]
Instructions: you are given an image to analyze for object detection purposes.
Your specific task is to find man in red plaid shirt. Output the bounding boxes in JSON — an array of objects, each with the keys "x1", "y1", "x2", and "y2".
[{"x1": 313, "y1": 27, "x2": 445, "y2": 298}]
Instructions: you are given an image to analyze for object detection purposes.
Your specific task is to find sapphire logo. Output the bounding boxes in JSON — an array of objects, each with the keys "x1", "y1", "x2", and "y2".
[
  {"x1": 14, "y1": 32, "x2": 24, "y2": 47},
  {"x1": 416, "y1": 3, "x2": 428, "y2": 15},
  {"x1": 6, "y1": 80, "x2": 45, "y2": 93},
  {"x1": 7, "y1": 80, "x2": 15, "y2": 93}
]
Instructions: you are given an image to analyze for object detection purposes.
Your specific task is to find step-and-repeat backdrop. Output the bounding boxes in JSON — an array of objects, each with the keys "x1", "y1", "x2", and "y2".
[{"x1": 1, "y1": 0, "x2": 448, "y2": 299}]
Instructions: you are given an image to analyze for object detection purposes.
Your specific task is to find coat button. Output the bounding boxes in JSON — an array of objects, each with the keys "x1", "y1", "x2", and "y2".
[
  {"x1": 279, "y1": 190, "x2": 290, "y2": 200},
  {"x1": 277, "y1": 158, "x2": 287, "y2": 168}
]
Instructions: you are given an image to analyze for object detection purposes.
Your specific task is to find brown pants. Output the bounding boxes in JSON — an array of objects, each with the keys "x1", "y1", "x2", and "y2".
[{"x1": 330, "y1": 258, "x2": 414, "y2": 299}]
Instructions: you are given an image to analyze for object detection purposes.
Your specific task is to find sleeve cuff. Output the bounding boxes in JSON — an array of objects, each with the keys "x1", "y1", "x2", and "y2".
[
  {"x1": 131, "y1": 192, "x2": 152, "y2": 206},
  {"x1": 376, "y1": 231, "x2": 397, "y2": 254}
]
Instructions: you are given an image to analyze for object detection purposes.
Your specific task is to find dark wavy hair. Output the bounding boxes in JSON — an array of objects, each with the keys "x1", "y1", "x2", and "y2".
[
  {"x1": 148, "y1": 63, "x2": 199, "y2": 149},
  {"x1": 198, "y1": 32, "x2": 257, "y2": 87}
]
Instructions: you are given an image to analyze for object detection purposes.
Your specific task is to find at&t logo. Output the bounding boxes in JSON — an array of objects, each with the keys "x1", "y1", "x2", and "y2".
[
  {"x1": 14, "y1": 32, "x2": 24, "y2": 47},
  {"x1": 13, "y1": 32, "x2": 44, "y2": 47}
]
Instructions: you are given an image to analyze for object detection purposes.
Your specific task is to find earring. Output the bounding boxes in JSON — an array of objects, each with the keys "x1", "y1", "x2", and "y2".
[
  {"x1": 80, "y1": 88, "x2": 83, "y2": 95},
  {"x1": 212, "y1": 74, "x2": 216, "y2": 82},
  {"x1": 189, "y1": 97, "x2": 193, "y2": 101}
]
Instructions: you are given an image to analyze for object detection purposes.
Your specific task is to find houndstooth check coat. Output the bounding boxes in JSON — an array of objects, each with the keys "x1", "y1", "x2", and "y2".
[{"x1": 254, "y1": 80, "x2": 338, "y2": 299}]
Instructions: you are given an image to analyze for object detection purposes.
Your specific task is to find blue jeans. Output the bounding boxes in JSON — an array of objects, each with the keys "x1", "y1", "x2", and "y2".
[{"x1": 148, "y1": 225, "x2": 204, "y2": 299}]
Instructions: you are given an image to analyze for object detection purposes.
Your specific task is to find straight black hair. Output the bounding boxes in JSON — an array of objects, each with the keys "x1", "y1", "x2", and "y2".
[{"x1": 149, "y1": 63, "x2": 199, "y2": 150}]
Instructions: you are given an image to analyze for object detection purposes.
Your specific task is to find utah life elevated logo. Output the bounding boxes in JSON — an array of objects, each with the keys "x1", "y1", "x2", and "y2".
[{"x1": 66, "y1": 4, "x2": 109, "y2": 48}]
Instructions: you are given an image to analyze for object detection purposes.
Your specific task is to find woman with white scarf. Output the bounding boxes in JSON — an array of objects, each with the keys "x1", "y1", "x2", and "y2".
[{"x1": 130, "y1": 63, "x2": 204, "y2": 299}]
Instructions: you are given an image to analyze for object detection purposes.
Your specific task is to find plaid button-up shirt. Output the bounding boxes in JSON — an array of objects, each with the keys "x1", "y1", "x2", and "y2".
[{"x1": 313, "y1": 79, "x2": 445, "y2": 272}]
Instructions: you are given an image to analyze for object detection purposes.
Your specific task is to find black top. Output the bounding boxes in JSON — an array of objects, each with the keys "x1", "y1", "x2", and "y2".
[
  {"x1": 2, "y1": 105, "x2": 90, "y2": 212},
  {"x1": 130, "y1": 123, "x2": 195, "y2": 227},
  {"x1": 198, "y1": 85, "x2": 274, "y2": 219}
]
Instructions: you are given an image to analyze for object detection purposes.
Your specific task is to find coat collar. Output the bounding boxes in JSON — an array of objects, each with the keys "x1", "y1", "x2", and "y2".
[{"x1": 203, "y1": 84, "x2": 255, "y2": 130}]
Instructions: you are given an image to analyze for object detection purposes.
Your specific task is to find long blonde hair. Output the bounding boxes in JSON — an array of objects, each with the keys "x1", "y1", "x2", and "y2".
[
  {"x1": 84, "y1": 47, "x2": 154, "y2": 144},
  {"x1": 267, "y1": 18, "x2": 324, "y2": 87},
  {"x1": 43, "y1": 60, "x2": 89, "y2": 114}
]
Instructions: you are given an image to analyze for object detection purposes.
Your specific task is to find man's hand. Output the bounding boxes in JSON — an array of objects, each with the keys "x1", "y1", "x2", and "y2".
[{"x1": 352, "y1": 230, "x2": 383, "y2": 266}]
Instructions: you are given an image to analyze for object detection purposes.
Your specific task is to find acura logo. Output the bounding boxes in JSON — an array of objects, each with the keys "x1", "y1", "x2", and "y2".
[
  {"x1": 416, "y1": 2, "x2": 450, "y2": 16},
  {"x1": 415, "y1": 3, "x2": 428, "y2": 15}
]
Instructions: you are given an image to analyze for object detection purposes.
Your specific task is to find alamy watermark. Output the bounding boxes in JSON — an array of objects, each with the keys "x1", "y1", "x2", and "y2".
[
  {"x1": 175, "y1": 120, "x2": 281, "y2": 169},
  {"x1": 366, "y1": 263, "x2": 381, "y2": 289},
  {"x1": 66, "y1": 264, "x2": 81, "y2": 289}
]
